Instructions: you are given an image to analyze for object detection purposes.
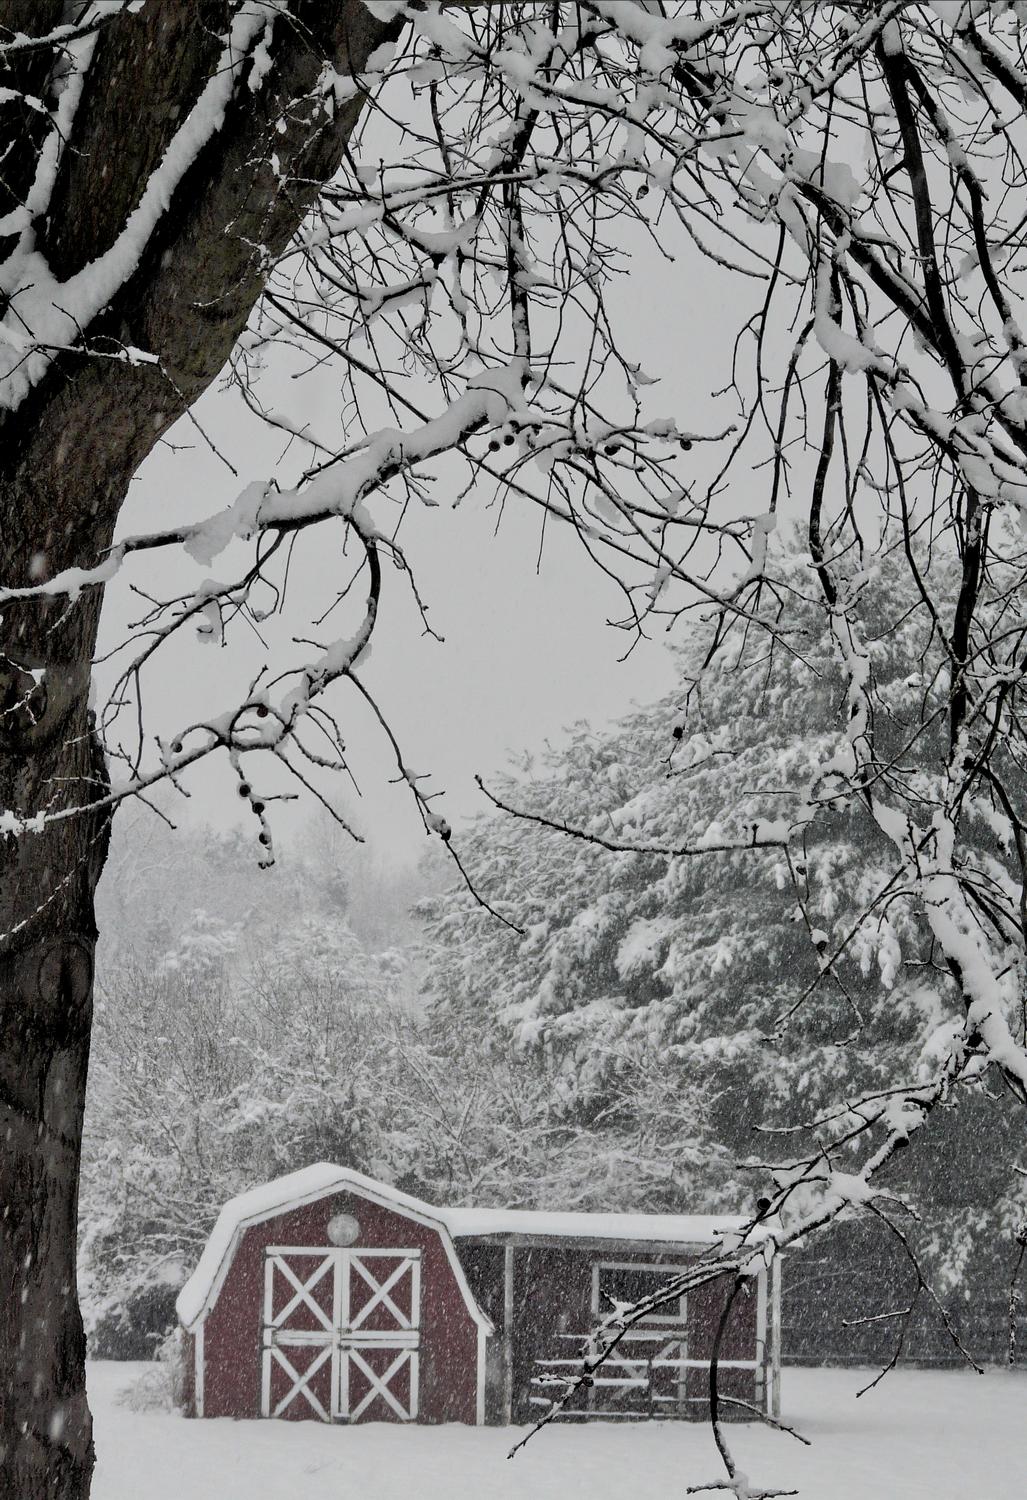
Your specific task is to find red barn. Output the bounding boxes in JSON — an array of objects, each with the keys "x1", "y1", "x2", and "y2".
[{"x1": 176, "y1": 1165, "x2": 781, "y2": 1425}]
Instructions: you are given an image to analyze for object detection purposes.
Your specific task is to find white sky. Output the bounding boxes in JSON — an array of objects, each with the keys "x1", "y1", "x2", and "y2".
[
  {"x1": 96, "y1": 148, "x2": 754, "y2": 873},
  {"x1": 101, "y1": 378, "x2": 684, "y2": 869}
]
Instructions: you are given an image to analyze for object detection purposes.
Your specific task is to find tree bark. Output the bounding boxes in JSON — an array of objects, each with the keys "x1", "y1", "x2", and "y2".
[
  {"x1": 0, "y1": 4, "x2": 401, "y2": 1493},
  {"x1": 0, "y1": 592, "x2": 109, "y2": 1496}
]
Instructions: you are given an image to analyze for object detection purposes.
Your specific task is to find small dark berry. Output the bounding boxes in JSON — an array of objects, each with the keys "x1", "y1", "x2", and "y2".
[{"x1": 238, "y1": 782, "x2": 251, "y2": 797}]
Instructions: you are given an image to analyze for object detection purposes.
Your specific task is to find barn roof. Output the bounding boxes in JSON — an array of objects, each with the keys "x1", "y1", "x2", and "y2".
[
  {"x1": 176, "y1": 1164, "x2": 773, "y2": 1331},
  {"x1": 176, "y1": 1163, "x2": 493, "y2": 1332}
]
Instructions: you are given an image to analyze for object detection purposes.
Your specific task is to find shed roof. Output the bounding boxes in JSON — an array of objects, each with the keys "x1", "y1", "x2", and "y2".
[{"x1": 441, "y1": 1205, "x2": 755, "y2": 1246}]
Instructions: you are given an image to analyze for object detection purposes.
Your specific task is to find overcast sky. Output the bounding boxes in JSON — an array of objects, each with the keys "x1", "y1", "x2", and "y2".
[
  {"x1": 102, "y1": 376, "x2": 683, "y2": 870},
  {"x1": 97, "y1": 173, "x2": 749, "y2": 874}
]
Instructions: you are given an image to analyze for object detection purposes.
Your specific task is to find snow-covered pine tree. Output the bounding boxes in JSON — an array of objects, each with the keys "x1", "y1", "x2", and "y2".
[{"x1": 421, "y1": 541, "x2": 1027, "y2": 1359}]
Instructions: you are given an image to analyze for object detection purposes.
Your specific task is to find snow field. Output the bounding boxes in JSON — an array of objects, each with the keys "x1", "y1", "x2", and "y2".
[{"x1": 88, "y1": 1362, "x2": 1026, "y2": 1499}]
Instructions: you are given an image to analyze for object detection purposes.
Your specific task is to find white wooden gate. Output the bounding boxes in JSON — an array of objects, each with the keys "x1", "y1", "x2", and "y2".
[{"x1": 261, "y1": 1246, "x2": 421, "y2": 1422}]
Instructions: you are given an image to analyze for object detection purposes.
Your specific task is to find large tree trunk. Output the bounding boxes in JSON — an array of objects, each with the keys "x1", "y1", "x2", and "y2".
[
  {"x1": 0, "y1": 592, "x2": 110, "y2": 1495},
  {"x1": 0, "y1": 4, "x2": 400, "y2": 1493}
]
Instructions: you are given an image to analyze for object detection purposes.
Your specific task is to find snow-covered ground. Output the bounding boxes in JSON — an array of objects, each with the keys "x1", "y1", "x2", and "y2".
[{"x1": 89, "y1": 1361, "x2": 1025, "y2": 1499}]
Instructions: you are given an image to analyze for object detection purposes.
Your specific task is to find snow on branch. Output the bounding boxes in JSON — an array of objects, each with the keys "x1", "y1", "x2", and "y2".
[
  {"x1": 0, "y1": 2, "x2": 281, "y2": 409},
  {"x1": 0, "y1": 2, "x2": 144, "y2": 58}
]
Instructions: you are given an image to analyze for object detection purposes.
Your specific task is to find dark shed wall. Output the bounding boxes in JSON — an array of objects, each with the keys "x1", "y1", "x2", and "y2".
[
  {"x1": 200, "y1": 1188, "x2": 480, "y2": 1423},
  {"x1": 459, "y1": 1242, "x2": 764, "y2": 1423},
  {"x1": 460, "y1": 1242, "x2": 506, "y2": 1330},
  {"x1": 513, "y1": 1246, "x2": 593, "y2": 1422},
  {"x1": 686, "y1": 1271, "x2": 760, "y2": 1414},
  {"x1": 458, "y1": 1242, "x2": 508, "y2": 1423}
]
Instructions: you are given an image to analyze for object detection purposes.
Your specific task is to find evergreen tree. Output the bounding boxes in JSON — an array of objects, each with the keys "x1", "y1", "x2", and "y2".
[{"x1": 421, "y1": 542, "x2": 1027, "y2": 1358}]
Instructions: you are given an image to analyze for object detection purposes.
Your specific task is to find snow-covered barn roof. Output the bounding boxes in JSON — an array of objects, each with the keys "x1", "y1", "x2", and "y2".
[
  {"x1": 176, "y1": 1163, "x2": 772, "y2": 1330},
  {"x1": 440, "y1": 1204, "x2": 756, "y2": 1246},
  {"x1": 176, "y1": 1163, "x2": 492, "y2": 1331}
]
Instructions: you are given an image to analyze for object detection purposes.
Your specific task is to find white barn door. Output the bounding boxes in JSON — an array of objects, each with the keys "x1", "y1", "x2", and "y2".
[
  {"x1": 339, "y1": 1249, "x2": 421, "y2": 1421},
  {"x1": 261, "y1": 1249, "x2": 338, "y2": 1421},
  {"x1": 261, "y1": 1246, "x2": 421, "y2": 1422}
]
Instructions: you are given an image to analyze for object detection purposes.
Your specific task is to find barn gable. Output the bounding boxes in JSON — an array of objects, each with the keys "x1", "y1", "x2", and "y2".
[{"x1": 177, "y1": 1163, "x2": 491, "y2": 1333}]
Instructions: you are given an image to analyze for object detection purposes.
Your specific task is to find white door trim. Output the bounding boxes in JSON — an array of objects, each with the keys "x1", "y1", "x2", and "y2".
[{"x1": 260, "y1": 1246, "x2": 422, "y2": 1422}]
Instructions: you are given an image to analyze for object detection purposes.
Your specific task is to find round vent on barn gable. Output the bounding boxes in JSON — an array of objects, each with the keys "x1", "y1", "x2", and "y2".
[{"x1": 327, "y1": 1212, "x2": 361, "y2": 1246}]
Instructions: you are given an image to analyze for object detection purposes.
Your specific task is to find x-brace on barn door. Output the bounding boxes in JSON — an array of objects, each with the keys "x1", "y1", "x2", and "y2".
[{"x1": 261, "y1": 1246, "x2": 421, "y2": 1422}]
